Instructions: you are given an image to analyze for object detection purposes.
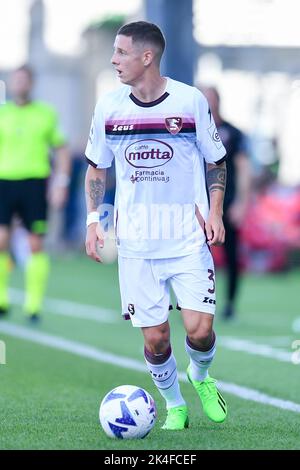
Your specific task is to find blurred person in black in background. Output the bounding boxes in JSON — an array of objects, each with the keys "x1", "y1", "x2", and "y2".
[{"x1": 201, "y1": 86, "x2": 252, "y2": 320}]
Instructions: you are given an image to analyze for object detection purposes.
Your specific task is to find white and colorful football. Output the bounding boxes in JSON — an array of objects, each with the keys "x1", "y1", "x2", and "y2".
[
  {"x1": 99, "y1": 385, "x2": 157, "y2": 439},
  {"x1": 96, "y1": 225, "x2": 118, "y2": 264}
]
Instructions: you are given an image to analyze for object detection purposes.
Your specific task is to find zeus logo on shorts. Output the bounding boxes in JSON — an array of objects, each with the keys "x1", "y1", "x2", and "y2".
[
  {"x1": 203, "y1": 296, "x2": 216, "y2": 305},
  {"x1": 128, "y1": 304, "x2": 135, "y2": 315}
]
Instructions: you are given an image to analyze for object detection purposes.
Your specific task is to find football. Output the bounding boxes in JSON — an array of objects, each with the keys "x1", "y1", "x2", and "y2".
[
  {"x1": 96, "y1": 224, "x2": 118, "y2": 264},
  {"x1": 99, "y1": 385, "x2": 157, "y2": 439}
]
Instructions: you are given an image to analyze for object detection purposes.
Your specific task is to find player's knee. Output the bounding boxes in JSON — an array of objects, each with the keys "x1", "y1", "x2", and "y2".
[
  {"x1": 187, "y1": 326, "x2": 212, "y2": 347},
  {"x1": 144, "y1": 328, "x2": 170, "y2": 354}
]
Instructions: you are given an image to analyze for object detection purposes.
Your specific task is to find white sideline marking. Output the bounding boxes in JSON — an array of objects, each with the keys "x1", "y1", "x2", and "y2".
[
  {"x1": 9, "y1": 288, "x2": 117, "y2": 324},
  {"x1": 218, "y1": 337, "x2": 292, "y2": 363},
  {"x1": 1, "y1": 321, "x2": 300, "y2": 414},
  {"x1": 8, "y1": 289, "x2": 296, "y2": 361},
  {"x1": 257, "y1": 336, "x2": 292, "y2": 347}
]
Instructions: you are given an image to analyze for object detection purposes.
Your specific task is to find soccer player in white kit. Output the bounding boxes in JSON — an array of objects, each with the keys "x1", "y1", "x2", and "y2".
[{"x1": 85, "y1": 21, "x2": 228, "y2": 430}]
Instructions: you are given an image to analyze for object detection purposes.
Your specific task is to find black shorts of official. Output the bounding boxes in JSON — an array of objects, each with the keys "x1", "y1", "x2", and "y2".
[{"x1": 0, "y1": 178, "x2": 48, "y2": 235}]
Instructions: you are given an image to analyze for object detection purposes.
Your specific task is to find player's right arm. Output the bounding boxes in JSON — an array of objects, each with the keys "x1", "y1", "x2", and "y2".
[
  {"x1": 85, "y1": 165, "x2": 106, "y2": 262},
  {"x1": 84, "y1": 100, "x2": 114, "y2": 262},
  {"x1": 194, "y1": 89, "x2": 227, "y2": 245}
]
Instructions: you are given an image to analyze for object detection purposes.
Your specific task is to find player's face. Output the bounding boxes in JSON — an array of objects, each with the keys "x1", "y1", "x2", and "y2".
[
  {"x1": 111, "y1": 35, "x2": 145, "y2": 85},
  {"x1": 9, "y1": 70, "x2": 33, "y2": 100}
]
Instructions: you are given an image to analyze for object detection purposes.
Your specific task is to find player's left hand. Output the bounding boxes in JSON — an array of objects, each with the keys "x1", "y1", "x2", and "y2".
[{"x1": 205, "y1": 213, "x2": 225, "y2": 246}]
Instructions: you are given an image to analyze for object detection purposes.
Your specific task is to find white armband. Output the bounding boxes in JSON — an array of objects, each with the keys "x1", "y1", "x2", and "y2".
[{"x1": 86, "y1": 211, "x2": 100, "y2": 227}]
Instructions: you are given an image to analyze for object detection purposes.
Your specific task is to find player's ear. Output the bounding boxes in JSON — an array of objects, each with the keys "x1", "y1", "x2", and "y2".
[{"x1": 143, "y1": 49, "x2": 154, "y2": 67}]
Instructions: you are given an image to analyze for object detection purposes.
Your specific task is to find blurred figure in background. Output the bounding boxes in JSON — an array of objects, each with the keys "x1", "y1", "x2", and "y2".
[
  {"x1": 201, "y1": 86, "x2": 252, "y2": 321},
  {"x1": 0, "y1": 65, "x2": 70, "y2": 321}
]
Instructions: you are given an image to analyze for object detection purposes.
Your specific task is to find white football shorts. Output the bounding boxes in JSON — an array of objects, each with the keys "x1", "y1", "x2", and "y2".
[{"x1": 118, "y1": 245, "x2": 216, "y2": 327}]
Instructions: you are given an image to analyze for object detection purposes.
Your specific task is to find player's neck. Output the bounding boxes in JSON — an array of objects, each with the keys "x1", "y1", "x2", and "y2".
[{"x1": 131, "y1": 74, "x2": 167, "y2": 103}]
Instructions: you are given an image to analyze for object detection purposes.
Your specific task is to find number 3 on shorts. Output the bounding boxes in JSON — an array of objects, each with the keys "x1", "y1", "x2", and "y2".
[{"x1": 207, "y1": 269, "x2": 215, "y2": 294}]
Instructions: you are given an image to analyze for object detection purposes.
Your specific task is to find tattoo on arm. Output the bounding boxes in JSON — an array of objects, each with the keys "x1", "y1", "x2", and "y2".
[
  {"x1": 89, "y1": 177, "x2": 105, "y2": 210},
  {"x1": 206, "y1": 166, "x2": 226, "y2": 193}
]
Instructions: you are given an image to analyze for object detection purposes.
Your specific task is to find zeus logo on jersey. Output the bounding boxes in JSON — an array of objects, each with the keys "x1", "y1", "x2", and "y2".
[
  {"x1": 125, "y1": 139, "x2": 174, "y2": 169},
  {"x1": 112, "y1": 124, "x2": 134, "y2": 132}
]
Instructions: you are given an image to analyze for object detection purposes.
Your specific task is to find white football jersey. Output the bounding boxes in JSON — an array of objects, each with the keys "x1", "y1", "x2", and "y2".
[{"x1": 85, "y1": 78, "x2": 226, "y2": 259}]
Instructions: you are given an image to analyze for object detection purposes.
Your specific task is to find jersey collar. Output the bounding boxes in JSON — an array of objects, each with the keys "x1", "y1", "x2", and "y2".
[{"x1": 129, "y1": 77, "x2": 170, "y2": 108}]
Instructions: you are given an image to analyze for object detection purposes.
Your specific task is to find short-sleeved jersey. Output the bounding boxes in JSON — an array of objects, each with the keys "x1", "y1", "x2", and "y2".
[
  {"x1": 0, "y1": 101, "x2": 65, "y2": 180},
  {"x1": 86, "y1": 78, "x2": 226, "y2": 259}
]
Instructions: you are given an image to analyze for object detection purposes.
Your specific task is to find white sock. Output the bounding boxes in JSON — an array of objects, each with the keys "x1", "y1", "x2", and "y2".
[
  {"x1": 185, "y1": 334, "x2": 216, "y2": 382},
  {"x1": 144, "y1": 347, "x2": 186, "y2": 410}
]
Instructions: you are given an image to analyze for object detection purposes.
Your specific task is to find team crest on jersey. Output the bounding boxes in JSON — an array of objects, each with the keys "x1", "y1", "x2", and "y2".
[{"x1": 165, "y1": 117, "x2": 182, "y2": 135}]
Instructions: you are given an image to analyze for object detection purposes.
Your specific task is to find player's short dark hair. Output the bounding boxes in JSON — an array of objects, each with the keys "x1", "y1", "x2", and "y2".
[
  {"x1": 14, "y1": 64, "x2": 34, "y2": 81},
  {"x1": 117, "y1": 21, "x2": 165, "y2": 63}
]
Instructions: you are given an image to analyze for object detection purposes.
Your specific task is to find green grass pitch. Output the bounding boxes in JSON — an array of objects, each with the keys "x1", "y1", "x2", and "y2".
[{"x1": 0, "y1": 254, "x2": 299, "y2": 450}]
